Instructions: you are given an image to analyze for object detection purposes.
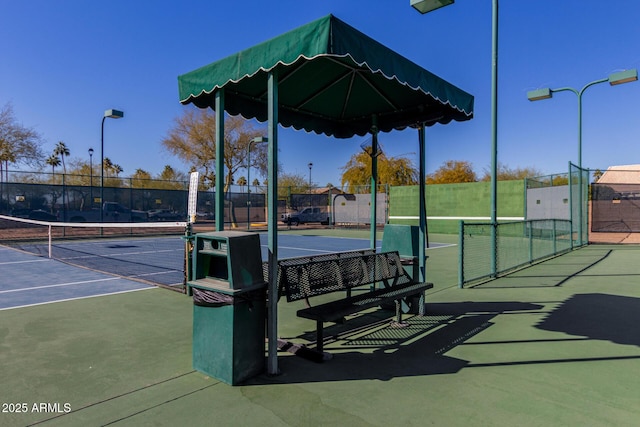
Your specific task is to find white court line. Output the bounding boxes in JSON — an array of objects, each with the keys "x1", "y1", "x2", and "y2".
[
  {"x1": 0, "y1": 277, "x2": 121, "y2": 294},
  {"x1": 273, "y1": 245, "x2": 369, "y2": 254},
  {"x1": 0, "y1": 287, "x2": 154, "y2": 311},
  {"x1": 0, "y1": 258, "x2": 50, "y2": 266},
  {"x1": 267, "y1": 243, "x2": 456, "y2": 254},
  {"x1": 427, "y1": 243, "x2": 457, "y2": 249}
]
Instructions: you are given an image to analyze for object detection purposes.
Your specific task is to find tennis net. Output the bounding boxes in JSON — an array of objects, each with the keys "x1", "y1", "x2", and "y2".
[{"x1": 0, "y1": 215, "x2": 189, "y2": 291}]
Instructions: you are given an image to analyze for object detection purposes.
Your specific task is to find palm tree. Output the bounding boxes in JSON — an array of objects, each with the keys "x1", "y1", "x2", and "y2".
[
  {"x1": 45, "y1": 155, "x2": 61, "y2": 180},
  {"x1": 103, "y1": 157, "x2": 114, "y2": 177},
  {"x1": 237, "y1": 176, "x2": 247, "y2": 193},
  {"x1": 53, "y1": 141, "x2": 70, "y2": 175},
  {"x1": 113, "y1": 164, "x2": 123, "y2": 177}
]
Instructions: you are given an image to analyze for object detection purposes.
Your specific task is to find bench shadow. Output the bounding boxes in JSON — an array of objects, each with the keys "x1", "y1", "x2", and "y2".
[
  {"x1": 536, "y1": 293, "x2": 640, "y2": 347},
  {"x1": 250, "y1": 301, "x2": 542, "y2": 385}
]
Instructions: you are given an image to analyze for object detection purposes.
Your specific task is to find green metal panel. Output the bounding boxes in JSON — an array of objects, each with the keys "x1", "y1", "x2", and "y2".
[
  {"x1": 382, "y1": 224, "x2": 420, "y2": 258},
  {"x1": 192, "y1": 292, "x2": 265, "y2": 385}
]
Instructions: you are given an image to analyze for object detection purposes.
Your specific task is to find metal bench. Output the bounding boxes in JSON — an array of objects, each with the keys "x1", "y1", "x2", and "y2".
[{"x1": 276, "y1": 250, "x2": 433, "y2": 352}]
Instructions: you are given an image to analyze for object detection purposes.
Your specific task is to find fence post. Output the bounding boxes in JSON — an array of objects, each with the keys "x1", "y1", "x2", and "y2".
[
  {"x1": 129, "y1": 178, "x2": 133, "y2": 217},
  {"x1": 491, "y1": 222, "x2": 497, "y2": 278},
  {"x1": 458, "y1": 220, "x2": 464, "y2": 288},
  {"x1": 528, "y1": 220, "x2": 533, "y2": 264},
  {"x1": 568, "y1": 162, "x2": 574, "y2": 250}
]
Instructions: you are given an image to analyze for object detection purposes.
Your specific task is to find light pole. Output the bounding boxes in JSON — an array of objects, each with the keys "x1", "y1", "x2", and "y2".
[
  {"x1": 412, "y1": 0, "x2": 499, "y2": 276},
  {"x1": 101, "y1": 109, "x2": 124, "y2": 222},
  {"x1": 527, "y1": 69, "x2": 638, "y2": 245},
  {"x1": 247, "y1": 137, "x2": 267, "y2": 229},
  {"x1": 308, "y1": 162, "x2": 313, "y2": 205},
  {"x1": 527, "y1": 69, "x2": 637, "y2": 170},
  {"x1": 88, "y1": 148, "x2": 94, "y2": 208}
]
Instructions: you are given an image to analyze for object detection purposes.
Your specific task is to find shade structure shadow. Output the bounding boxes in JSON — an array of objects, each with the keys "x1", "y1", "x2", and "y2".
[
  {"x1": 252, "y1": 301, "x2": 543, "y2": 385},
  {"x1": 536, "y1": 293, "x2": 640, "y2": 347}
]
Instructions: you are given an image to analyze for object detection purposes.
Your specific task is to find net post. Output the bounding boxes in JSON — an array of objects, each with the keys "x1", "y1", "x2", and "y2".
[{"x1": 48, "y1": 224, "x2": 52, "y2": 258}]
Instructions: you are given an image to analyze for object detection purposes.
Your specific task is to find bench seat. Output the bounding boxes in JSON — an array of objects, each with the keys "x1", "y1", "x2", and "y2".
[
  {"x1": 276, "y1": 249, "x2": 432, "y2": 353},
  {"x1": 297, "y1": 281, "x2": 433, "y2": 323}
]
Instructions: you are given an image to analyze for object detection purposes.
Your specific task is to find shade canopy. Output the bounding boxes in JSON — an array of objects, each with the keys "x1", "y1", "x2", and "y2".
[{"x1": 178, "y1": 14, "x2": 473, "y2": 138}]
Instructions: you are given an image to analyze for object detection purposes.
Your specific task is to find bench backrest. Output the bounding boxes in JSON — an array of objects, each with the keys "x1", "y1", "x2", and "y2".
[{"x1": 277, "y1": 250, "x2": 413, "y2": 303}]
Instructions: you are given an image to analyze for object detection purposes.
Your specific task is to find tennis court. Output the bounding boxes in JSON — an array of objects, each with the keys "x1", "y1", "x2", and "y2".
[
  {"x1": 1, "y1": 243, "x2": 640, "y2": 426},
  {"x1": 0, "y1": 229, "x2": 453, "y2": 310},
  {"x1": 0, "y1": 246, "x2": 153, "y2": 311}
]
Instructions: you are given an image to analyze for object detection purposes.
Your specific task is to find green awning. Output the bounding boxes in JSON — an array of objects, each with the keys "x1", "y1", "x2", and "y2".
[{"x1": 178, "y1": 14, "x2": 473, "y2": 138}]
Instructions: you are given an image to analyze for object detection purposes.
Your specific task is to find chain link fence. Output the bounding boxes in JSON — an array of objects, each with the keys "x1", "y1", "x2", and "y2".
[{"x1": 0, "y1": 171, "x2": 388, "y2": 227}]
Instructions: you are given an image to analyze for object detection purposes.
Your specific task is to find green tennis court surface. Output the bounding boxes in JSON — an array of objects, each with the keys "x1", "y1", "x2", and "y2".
[{"x1": 2, "y1": 243, "x2": 639, "y2": 426}]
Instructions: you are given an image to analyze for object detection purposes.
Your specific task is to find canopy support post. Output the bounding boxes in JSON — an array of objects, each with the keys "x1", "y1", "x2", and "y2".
[
  {"x1": 370, "y1": 117, "x2": 379, "y2": 251},
  {"x1": 215, "y1": 90, "x2": 225, "y2": 232},
  {"x1": 267, "y1": 70, "x2": 279, "y2": 376},
  {"x1": 418, "y1": 124, "x2": 427, "y2": 282}
]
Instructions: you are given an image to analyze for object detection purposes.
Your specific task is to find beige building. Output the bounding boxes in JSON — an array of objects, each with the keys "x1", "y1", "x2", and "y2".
[{"x1": 597, "y1": 165, "x2": 640, "y2": 184}]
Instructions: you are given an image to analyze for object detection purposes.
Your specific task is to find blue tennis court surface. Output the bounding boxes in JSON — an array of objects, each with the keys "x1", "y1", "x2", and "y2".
[
  {"x1": 0, "y1": 233, "x2": 452, "y2": 310},
  {"x1": 0, "y1": 246, "x2": 152, "y2": 311}
]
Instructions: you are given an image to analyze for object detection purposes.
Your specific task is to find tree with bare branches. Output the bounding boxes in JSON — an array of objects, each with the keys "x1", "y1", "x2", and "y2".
[
  {"x1": 161, "y1": 109, "x2": 266, "y2": 191},
  {"x1": 0, "y1": 102, "x2": 44, "y2": 182}
]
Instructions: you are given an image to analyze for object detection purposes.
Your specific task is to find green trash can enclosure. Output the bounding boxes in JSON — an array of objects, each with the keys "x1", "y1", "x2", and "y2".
[{"x1": 188, "y1": 231, "x2": 266, "y2": 385}]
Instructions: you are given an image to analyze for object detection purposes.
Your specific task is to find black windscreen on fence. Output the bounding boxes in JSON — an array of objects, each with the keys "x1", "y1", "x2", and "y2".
[{"x1": 591, "y1": 183, "x2": 640, "y2": 232}]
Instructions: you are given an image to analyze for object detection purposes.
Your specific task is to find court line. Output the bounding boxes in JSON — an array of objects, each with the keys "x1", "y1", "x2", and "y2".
[
  {"x1": 427, "y1": 243, "x2": 457, "y2": 249},
  {"x1": 0, "y1": 287, "x2": 154, "y2": 311},
  {"x1": 268, "y1": 243, "x2": 455, "y2": 253},
  {"x1": 273, "y1": 245, "x2": 369, "y2": 254},
  {"x1": 0, "y1": 258, "x2": 50, "y2": 266},
  {"x1": 0, "y1": 277, "x2": 121, "y2": 294}
]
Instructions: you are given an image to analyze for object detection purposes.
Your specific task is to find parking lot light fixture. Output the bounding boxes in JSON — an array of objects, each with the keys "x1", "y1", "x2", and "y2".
[
  {"x1": 101, "y1": 109, "x2": 124, "y2": 222},
  {"x1": 608, "y1": 69, "x2": 638, "y2": 86},
  {"x1": 410, "y1": 0, "x2": 454, "y2": 14}
]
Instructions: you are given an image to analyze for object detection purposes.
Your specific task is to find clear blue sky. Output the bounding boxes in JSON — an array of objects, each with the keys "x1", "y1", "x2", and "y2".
[{"x1": 2, "y1": 0, "x2": 639, "y2": 187}]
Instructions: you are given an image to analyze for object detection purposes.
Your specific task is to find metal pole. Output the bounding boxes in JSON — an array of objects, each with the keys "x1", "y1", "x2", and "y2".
[
  {"x1": 418, "y1": 124, "x2": 427, "y2": 283},
  {"x1": 308, "y1": 162, "x2": 313, "y2": 206},
  {"x1": 568, "y1": 161, "x2": 574, "y2": 249},
  {"x1": 370, "y1": 118, "x2": 379, "y2": 251},
  {"x1": 247, "y1": 143, "x2": 251, "y2": 230},
  {"x1": 267, "y1": 70, "x2": 279, "y2": 376},
  {"x1": 490, "y1": 0, "x2": 499, "y2": 277},
  {"x1": 89, "y1": 149, "x2": 93, "y2": 208},
  {"x1": 100, "y1": 116, "x2": 106, "y2": 223},
  {"x1": 458, "y1": 220, "x2": 464, "y2": 288},
  {"x1": 577, "y1": 89, "x2": 583, "y2": 246},
  {"x1": 215, "y1": 90, "x2": 225, "y2": 232},
  {"x1": 538, "y1": 79, "x2": 606, "y2": 246}
]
